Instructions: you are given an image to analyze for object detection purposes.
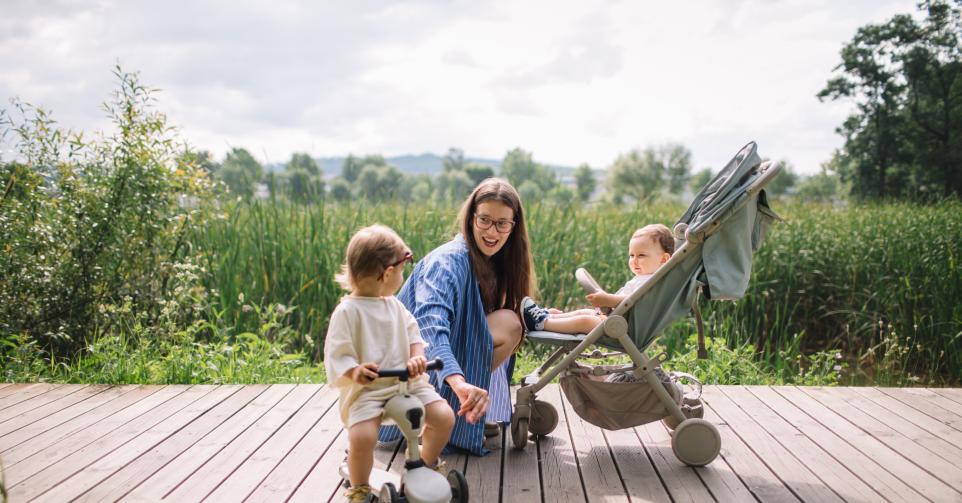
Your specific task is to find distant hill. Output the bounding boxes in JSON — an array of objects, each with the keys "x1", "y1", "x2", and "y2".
[{"x1": 267, "y1": 153, "x2": 581, "y2": 178}]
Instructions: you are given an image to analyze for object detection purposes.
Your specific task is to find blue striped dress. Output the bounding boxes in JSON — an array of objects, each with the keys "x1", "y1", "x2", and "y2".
[{"x1": 378, "y1": 235, "x2": 513, "y2": 455}]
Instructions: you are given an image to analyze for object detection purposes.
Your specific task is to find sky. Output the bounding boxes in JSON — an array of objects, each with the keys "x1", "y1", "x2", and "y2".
[{"x1": 1, "y1": 0, "x2": 921, "y2": 174}]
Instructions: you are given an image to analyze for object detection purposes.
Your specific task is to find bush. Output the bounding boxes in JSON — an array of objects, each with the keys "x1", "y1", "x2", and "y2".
[{"x1": 0, "y1": 67, "x2": 215, "y2": 356}]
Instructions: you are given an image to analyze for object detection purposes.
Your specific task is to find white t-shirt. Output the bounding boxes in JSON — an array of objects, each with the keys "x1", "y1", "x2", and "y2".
[
  {"x1": 323, "y1": 296, "x2": 428, "y2": 421},
  {"x1": 614, "y1": 273, "x2": 653, "y2": 298}
]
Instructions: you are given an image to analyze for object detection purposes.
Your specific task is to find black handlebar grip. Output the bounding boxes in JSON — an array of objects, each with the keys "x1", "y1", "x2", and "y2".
[{"x1": 375, "y1": 358, "x2": 444, "y2": 380}]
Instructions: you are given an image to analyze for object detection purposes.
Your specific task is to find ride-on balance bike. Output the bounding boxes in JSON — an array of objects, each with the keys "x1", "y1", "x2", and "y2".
[{"x1": 340, "y1": 358, "x2": 469, "y2": 503}]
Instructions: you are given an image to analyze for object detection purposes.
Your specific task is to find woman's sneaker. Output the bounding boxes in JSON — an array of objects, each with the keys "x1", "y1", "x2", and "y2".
[{"x1": 520, "y1": 297, "x2": 549, "y2": 332}]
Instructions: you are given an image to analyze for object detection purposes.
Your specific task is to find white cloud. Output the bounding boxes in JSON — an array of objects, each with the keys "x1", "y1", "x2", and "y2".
[{"x1": 1, "y1": 0, "x2": 920, "y2": 172}]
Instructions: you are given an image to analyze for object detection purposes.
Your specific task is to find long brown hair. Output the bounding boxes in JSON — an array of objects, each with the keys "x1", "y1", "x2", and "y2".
[{"x1": 457, "y1": 178, "x2": 537, "y2": 312}]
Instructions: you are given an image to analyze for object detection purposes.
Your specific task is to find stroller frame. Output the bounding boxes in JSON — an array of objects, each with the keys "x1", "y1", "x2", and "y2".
[{"x1": 512, "y1": 147, "x2": 782, "y2": 467}]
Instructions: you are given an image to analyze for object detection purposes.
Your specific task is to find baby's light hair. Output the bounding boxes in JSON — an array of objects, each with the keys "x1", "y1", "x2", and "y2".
[
  {"x1": 631, "y1": 224, "x2": 675, "y2": 255},
  {"x1": 335, "y1": 224, "x2": 409, "y2": 291}
]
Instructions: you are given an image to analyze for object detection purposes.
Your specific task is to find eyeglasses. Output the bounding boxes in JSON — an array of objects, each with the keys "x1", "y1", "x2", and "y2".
[
  {"x1": 379, "y1": 251, "x2": 414, "y2": 280},
  {"x1": 474, "y1": 214, "x2": 515, "y2": 233},
  {"x1": 388, "y1": 251, "x2": 414, "y2": 269}
]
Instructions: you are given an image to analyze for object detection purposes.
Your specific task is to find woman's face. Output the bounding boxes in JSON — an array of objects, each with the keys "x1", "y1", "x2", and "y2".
[{"x1": 472, "y1": 200, "x2": 515, "y2": 257}]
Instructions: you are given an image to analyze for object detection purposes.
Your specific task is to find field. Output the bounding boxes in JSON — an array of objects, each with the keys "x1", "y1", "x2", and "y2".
[{"x1": 184, "y1": 198, "x2": 962, "y2": 386}]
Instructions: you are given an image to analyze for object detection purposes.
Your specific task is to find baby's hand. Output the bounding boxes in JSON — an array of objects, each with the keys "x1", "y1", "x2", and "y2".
[
  {"x1": 586, "y1": 292, "x2": 605, "y2": 308},
  {"x1": 406, "y1": 355, "x2": 428, "y2": 377},
  {"x1": 351, "y1": 362, "x2": 379, "y2": 384}
]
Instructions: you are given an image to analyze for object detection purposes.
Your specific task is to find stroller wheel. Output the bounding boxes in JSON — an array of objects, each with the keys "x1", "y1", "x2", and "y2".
[
  {"x1": 511, "y1": 417, "x2": 529, "y2": 450},
  {"x1": 528, "y1": 400, "x2": 558, "y2": 436},
  {"x1": 671, "y1": 418, "x2": 720, "y2": 466},
  {"x1": 662, "y1": 400, "x2": 704, "y2": 430}
]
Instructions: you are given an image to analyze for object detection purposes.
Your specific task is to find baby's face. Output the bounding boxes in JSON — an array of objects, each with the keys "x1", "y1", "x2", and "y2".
[{"x1": 627, "y1": 237, "x2": 669, "y2": 276}]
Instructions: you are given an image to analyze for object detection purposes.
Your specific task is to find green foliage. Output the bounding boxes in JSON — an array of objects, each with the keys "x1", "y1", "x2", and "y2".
[
  {"x1": 218, "y1": 148, "x2": 263, "y2": 198},
  {"x1": 434, "y1": 169, "x2": 473, "y2": 201},
  {"x1": 0, "y1": 66, "x2": 215, "y2": 356},
  {"x1": 795, "y1": 168, "x2": 840, "y2": 202},
  {"x1": 500, "y1": 147, "x2": 557, "y2": 193},
  {"x1": 573, "y1": 163, "x2": 596, "y2": 202},
  {"x1": 688, "y1": 168, "x2": 713, "y2": 194},
  {"x1": 463, "y1": 163, "x2": 495, "y2": 186},
  {"x1": 607, "y1": 143, "x2": 693, "y2": 202},
  {"x1": 819, "y1": 0, "x2": 962, "y2": 199},
  {"x1": 287, "y1": 152, "x2": 320, "y2": 176},
  {"x1": 766, "y1": 161, "x2": 798, "y2": 196}
]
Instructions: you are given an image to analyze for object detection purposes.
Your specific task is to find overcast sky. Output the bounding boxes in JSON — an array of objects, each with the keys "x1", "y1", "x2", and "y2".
[{"x1": 2, "y1": 0, "x2": 920, "y2": 174}]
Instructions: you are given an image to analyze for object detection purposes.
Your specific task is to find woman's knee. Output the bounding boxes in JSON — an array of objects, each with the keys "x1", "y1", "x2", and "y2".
[{"x1": 487, "y1": 309, "x2": 522, "y2": 346}]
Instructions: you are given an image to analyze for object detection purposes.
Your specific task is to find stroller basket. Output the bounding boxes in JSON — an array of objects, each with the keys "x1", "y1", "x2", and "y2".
[{"x1": 560, "y1": 369, "x2": 670, "y2": 430}]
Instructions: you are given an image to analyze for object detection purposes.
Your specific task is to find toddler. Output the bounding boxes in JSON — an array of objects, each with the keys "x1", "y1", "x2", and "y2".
[
  {"x1": 521, "y1": 224, "x2": 675, "y2": 334},
  {"x1": 324, "y1": 224, "x2": 455, "y2": 502}
]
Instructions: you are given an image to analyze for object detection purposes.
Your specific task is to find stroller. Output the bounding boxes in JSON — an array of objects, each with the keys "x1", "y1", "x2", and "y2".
[{"x1": 511, "y1": 141, "x2": 782, "y2": 466}]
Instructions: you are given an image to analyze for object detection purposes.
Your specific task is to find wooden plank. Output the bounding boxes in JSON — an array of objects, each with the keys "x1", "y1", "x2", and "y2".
[
  {"x1": 0, "y1": 384, "x2": 90, "y2": 424},
  {"x1": 827, "y1": 387, "x2": 962, "y2": 466},
  {"x1": 288, "y1": 429, "x2": 349, "y2": 502},
  {"x1": 161, "y1": 385, "x2": 321, "y2": 501},
  {"x1": 538, "y1": 384, "x2": 586, "y2": 502},
  {"x1": 204, "y1": 385, "x2": 338, "y2": 501},
  {"x1": 706, "y1": 386, "x2": 842, "y2": 502},
  {"x1": 8, "y1": 385, "x2": 232, "y2": 501},
  {"x1": 0, "y1": 385, "x2": 143, "y2": 465},
  {"x1": 464, "y1": 423, "x2": 503, "y2": 503},
  {"x1": 559, "y1": 386, "x2": 628, "y2": 503},
  {"x1": 0, "y1": 383, "x2": 62, "y2": 409},
  {"x1": 699, "y1": 392, "x2": 800, "y2": 503},
  {"x1": 919, "y1": 388, "x2": 962, "y2": 418},
  {"x1": 0, "y1": 385, "x2": 108, "y2": 437},
  {"x1": 600, "y1": 425, "x2": 671, "y2": 502},
  {"x1": 247, "y1": 385, "x2": 349, "y2": 501},
  {"x1": 723, "y1": 386, "x2": 884, "y2": 501},
  {"x1": 745, "y1": 386, "x2": 924, "y2": 502},
  {"x1": 73, "y1": 384, "x2": 271, "y2": 502},
  {"x1": 876, "y1": 387, "x2": 962, "y2": 434},
  {"x1": 798, "y1": 387, "x2": 962, "y2": 498},
  {"x1": 502, "y1": 392, "x2": 541, "y2": 503},
  {"x1": 0, "y1": 383, "x2": 46, "y2": 401},
  {"x1": 666, "y1": 394, "x2": 758, "y2": 503},
  {"x1": 931, "y1": 388, "x2": 962, "y2": 404},
  {"x1": 635, "y1": 420, "x2": 716, "y2": 503}
]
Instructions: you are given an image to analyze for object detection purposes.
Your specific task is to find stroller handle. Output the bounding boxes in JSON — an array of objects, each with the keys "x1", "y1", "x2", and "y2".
[{"x1": 376, "y1": 358, "x2": 444, "y2": 381}]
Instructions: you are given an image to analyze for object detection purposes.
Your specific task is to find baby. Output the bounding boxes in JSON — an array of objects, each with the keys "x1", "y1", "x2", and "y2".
[
  {"x1": 521, "y1": 224, "x2": 675, "y2": 334},
  {"x1": 324, "y1": 224, "x2": 455, "y2": 502}
]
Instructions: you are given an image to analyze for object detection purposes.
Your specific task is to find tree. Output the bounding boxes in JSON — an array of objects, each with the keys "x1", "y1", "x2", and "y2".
[
  {"x1": 689, "y1": 168, "x2": 713, "y2": 193},
  {"x1": 442, "y1": 147, "x2": 465, "y2": 172},
  {"x1": 819, "y1": 0, "x2": 962, "y2": 199},
  {"x1": 517, "y1": 180, "x2": 543, "y2": 202},
  {"x1": 287, "y1": 152, "x2": 320, "y2": 176},
  {"x1": 463, "y1": 162, "x2": 495, "y2": 187},
  {"x1": 357, "y1": 164, "x2": 404, "y2": 201},
  {"x1": 341, "y1": 154, "x2": 362, "y2": 183},
  {"x1": 663, "y1": 144, "x2": 692, "y2": 194},
  {"x1": 606, "y1": 147, "x2": 665, "y2": 203},
  {"x1": 796, "y1": 168, "x2": 840, "y2": 202},
  {"x1": 434, "y1": 169, "x2": 474, "y2": 201},
  {"x1": 574, "y1": 163, "x2": 597, "y2": 202},
  {"x1": 218, "y1": 147, "x2": 263, "y2": 198},
  {"x1": 285, "y1": 168, "x2": 324, "y2": 203},
  {"x1": 766, "y1": 161, "x2": 799, "y2": 196},
  {"x1": 329, "y1": 177, "x2": 352, "y2": 202}
]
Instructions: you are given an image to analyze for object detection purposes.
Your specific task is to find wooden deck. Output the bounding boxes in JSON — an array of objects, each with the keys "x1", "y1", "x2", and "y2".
[{"x1": 1, "y1": 383, "x2": 961, "y2": 502}]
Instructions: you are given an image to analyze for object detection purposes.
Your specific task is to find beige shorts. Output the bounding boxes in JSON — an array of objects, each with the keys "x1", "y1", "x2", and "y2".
[{"x1": 346, "y1": 379, "x2": 444, "y2": 428}]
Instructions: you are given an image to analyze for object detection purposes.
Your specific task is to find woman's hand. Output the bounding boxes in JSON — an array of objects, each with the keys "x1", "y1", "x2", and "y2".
[
  {"x1": 350, "y1": 362, "x2": 379, "y2": 385},
  {"x1": 446, "y1": 375, "x2": 488, "y2": 424},
  {"x1": 406, "y1": 355, "x2": 428, "y2": 377},
  {"x1": 547, "y1": 307, "x2": 563, "y2": 315}
]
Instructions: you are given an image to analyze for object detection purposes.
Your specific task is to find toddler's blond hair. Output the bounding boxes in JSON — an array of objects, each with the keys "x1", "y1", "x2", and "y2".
[{"x1": 335, "y1": 224, "x2": 409, "y2": 291}]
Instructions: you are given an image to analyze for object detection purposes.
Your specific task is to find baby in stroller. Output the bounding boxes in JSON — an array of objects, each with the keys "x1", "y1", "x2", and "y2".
[{"x1": 520, "y1": 224, "x2": 674, "y2": 335}]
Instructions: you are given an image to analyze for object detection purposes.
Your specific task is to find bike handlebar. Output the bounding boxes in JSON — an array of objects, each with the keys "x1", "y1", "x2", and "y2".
[{"x1": 375, "y1": 358, "x2": 444, "y2": 380}]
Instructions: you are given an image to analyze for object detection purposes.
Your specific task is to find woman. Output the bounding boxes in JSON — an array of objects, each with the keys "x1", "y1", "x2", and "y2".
[{"x1": 379, "y1": 178, "x2": 535, "y2": 455}]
